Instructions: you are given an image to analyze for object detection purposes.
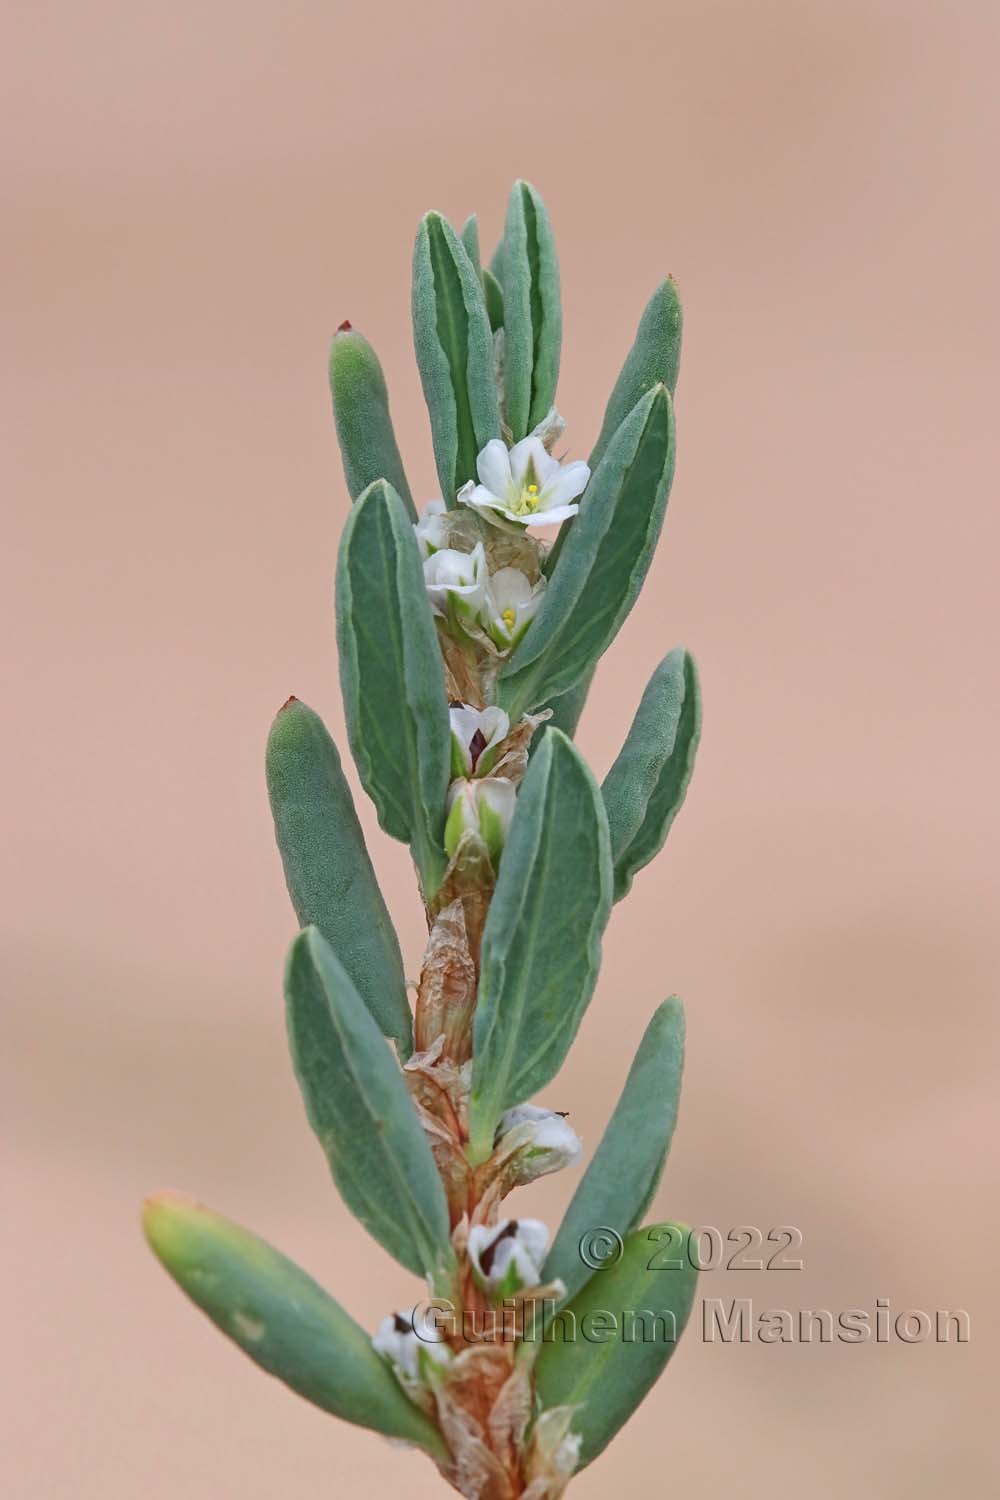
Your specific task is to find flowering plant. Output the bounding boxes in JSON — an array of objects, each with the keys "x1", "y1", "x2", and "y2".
[{"x1": 143, "y1": 181, "x2": 702, "y2": 1498}]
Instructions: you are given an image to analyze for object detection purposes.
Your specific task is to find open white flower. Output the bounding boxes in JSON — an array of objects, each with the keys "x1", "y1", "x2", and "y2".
[
  {"x1": 485, "y1": 567, "x2": 546, "y2": 650},
  {"x1": 413, "y1": 497, "x2": 449, "y2": 558},
  {"x1": 495, "y1": 1104, "x2": 583, "y2": 1185},
  {"x1": 444, "y1": 776, "x2": 516, "y2": 864},
  {"x1": 449, "y1": 704, "x2": 510, "y2": 778},
  {"x1": 457, "y1": 436, "x2": 590, "y2": 531},
  {"x1": 422, "y1": 541, "x2": 488, "y2": 626},
  {"x1": 467, "y1": 1218, "x2": 550, "y2": 1298},
  {"x1": 372, "y1": 1306, "x2": 450, "y2": 1398}
]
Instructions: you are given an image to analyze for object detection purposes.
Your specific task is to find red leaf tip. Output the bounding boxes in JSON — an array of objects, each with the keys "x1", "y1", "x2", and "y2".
[{"x1": 336, "y1": 319, "x2": 352, "y2": 333}]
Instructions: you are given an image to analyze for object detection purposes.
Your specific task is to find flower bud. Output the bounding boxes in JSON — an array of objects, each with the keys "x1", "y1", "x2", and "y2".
[
  {"x1": 412, "y1": 497, "x2": 449, "y2": 558},
  {"x1": 495, "y1": 1104, "x2": 583, "y2": 1185},
  {"x1": 467, "y1": 1218, "x2": 550, "y2": 1299},
  {"x1": 444, "y1": 777, "x2": 516, "y2": 865},
  {"x1": 372, "y1": 1304, "x2": 450, "y2": 1391},
  {"x1": 449, "y1": 703, "x2": 510, "y2": 778},
  {"x1": 422, "y1": 541, "x2": 489, "y2": 630}
]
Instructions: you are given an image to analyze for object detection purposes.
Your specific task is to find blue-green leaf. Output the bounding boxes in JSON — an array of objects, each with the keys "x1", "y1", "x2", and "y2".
[
  {"x1": 266, "y1": 696, "x2": 412, "y2": 1056},
  {"x1": 602, "y1": 649, "x2": 701, "y2": 901},
  {"x1": 143, "y1": 1193, "x2": 447, "y2": 1458},
  {"x1": 285, "y1": 928, "x2": 455, "y2": 1290},
  {"x1": 467, "y1": 729, "x2": 612, "y2": 1160},
  {"x1": 542, "y1": 1000, "x2": 685, "y2": 1305},
  {"x1": 533, "y1": 1223, "x2": 698, "y2": 1468},
  {"x1": 460, "y1": 213, "x2": 481, "y2": 272},
  {"x1": 335, "y1": 479, "x2": 450, "y2": 898},
  {"x1": 482, "y1": 267, "x2": 504, "y2": 333},
  {"x1": 488, "y1": 236, "x2": 505, "y2": 286},
  {"x1": 590, "y1": 278, "x2": 683, "y2": 470},
  {"x1": 498, "y1": 386, "x2": 676, "y2": 719},
  {"x1": 328, "y1": 324, "x2": 414, "y2": 517},
  {"x1": 412, "y1": 212, "x2": 500, "y2": 503},
  {"x1": 502, "y1": 180, "x2": 562, "y2": 439}
]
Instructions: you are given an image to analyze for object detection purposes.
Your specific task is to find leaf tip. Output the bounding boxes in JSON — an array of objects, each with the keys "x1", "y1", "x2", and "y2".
[{"x1": 142, "y1": 1190, "x2": 200, "y2": 1254}]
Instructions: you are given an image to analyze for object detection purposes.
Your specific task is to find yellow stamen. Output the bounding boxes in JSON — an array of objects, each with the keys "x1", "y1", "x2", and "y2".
[{"x1": 501, "y1": 607, "x2": 516, "y2": 632}]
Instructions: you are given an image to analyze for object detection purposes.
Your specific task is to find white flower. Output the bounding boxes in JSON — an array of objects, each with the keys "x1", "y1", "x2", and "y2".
[
  {"x1": 457, "y1": 436, "x2": 590, "y2": 531},
  {"x1": 484, "y1": 567, "x2": 546, "y2": 650},
  {"x1": 372, "y1": 1306, "x2": 450, "y2": 1393},
  {"x1": 413, "y1": 497, "x2": 449, "y2": 558},
  {"x1": 444, "y1": 776, "x2": 516, "y2": 864},
  {"x1": 449, "y1": 704, "x2": 510, "y2": 778},
  {"x1": 496, "y1": 1104, "x2": 583, "y2": 1184},
  {"x1": 467, "y1": 1218, "x2": 550, "y2": 1298},
  {"x1": 422, "y1": 541, "x2": 488, "y2": 626}
]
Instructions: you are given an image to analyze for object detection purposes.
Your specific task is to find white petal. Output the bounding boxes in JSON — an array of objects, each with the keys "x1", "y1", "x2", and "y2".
[
  {"x1": 449, "y1": 704, "x2": 484, "y2": 749},
  {"x1": 530, "y1": 1114, "x2": 583, "y2": 1164},
  {"x1": 542, "y1": 460, "x2": 590, "y2": 508},
  {"x1": 478, "y1": 706, "x2": 511, "y2": 748},
  {"x1": 466, "y1": 1224, "x2": 491, "y2": 1277},
  {"x1": 463, "y1": 494, "x2": 527, "y2": 533},
  {"x1": 408, "y1": 1302, "x2": 447, "y2": 1346},
  {"x1": 421, "y1": 497, "x2": 446, "y2": 517},
  {"x1": 499, "y1": 1104, "x2": 551, "y2": 1130},
  {"x1": 449, "y1": 704, "x2": 509, "y2": 763},
  {"x1": 476, "y1": 438, "x2": 513, "y2": 497},
  {"x1": 526, "y1": 502, "x2": 581, "y2": 527},
  {"x1": 488, "y1": 566, "x2": 534, "y2": 609},
  {"x1": 477, "y1": 776, "x2": 517, "y2": 826},
  {"x1": 515, "y1": 1219, "x2": 551, "y2": 1268},
  {"x1": 509, "y1": 1243, "x2": 542, "y2": 1286},
  {"x1": 508, "y1": 435, "x2": 549, "y2": 488},
  {"x1": 460, "y1": 483, "x2": 505, "y2": 515}
]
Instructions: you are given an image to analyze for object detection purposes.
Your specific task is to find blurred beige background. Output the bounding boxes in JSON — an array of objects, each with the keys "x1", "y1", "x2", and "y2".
[{"x1": 5, "y1": 1, "x2": 998, "y2": 1495}]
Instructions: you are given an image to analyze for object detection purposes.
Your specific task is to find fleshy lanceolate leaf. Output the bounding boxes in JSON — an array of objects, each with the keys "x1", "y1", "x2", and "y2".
[
  {"x1": 542, "y1": 999, "x2": 685, "y2": 1305},
  {"x1": 266, "y1": 697, "x2": 412, "y2": 1056},
  {"x1": 467, "y1": 729, "x2": 612, "y2": 1161},
  {"x1": 459, "y1": 213, "x2": 481, "y2": 272},
  {"x1": 502, "y1": 180, "x2": 562, "y2": 439},
  {"x1": 590, "y1": 277, "x2": 683, "y2": 471},
  {"x1": 498, "y1": 385, "x2": 676, "y2": 720},
  {"x1": 533, "y1": 1223, "x2": 698, "y2": 1469},
  {"x1": 328, "y1": 324, "x2": 415, "y2": 517},
  {"x1": 601, "y1": 648, "x2": 701, "y2": 902},
  {"x1": 482, "y1": 268, "x2": 504, "y2": 333},
  {"x1": 335, "y1": 479, "x2": 450, "y2": 898},
  {"x1": 143, "y1": 1193, "x2": 447, "y2": 1458},
  {"x1": 285, "y1": 928, "x2": 455, "y2": 1290},
  {"x1": 412, "y1": 212, "x2": 500, "y2": 504}
]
